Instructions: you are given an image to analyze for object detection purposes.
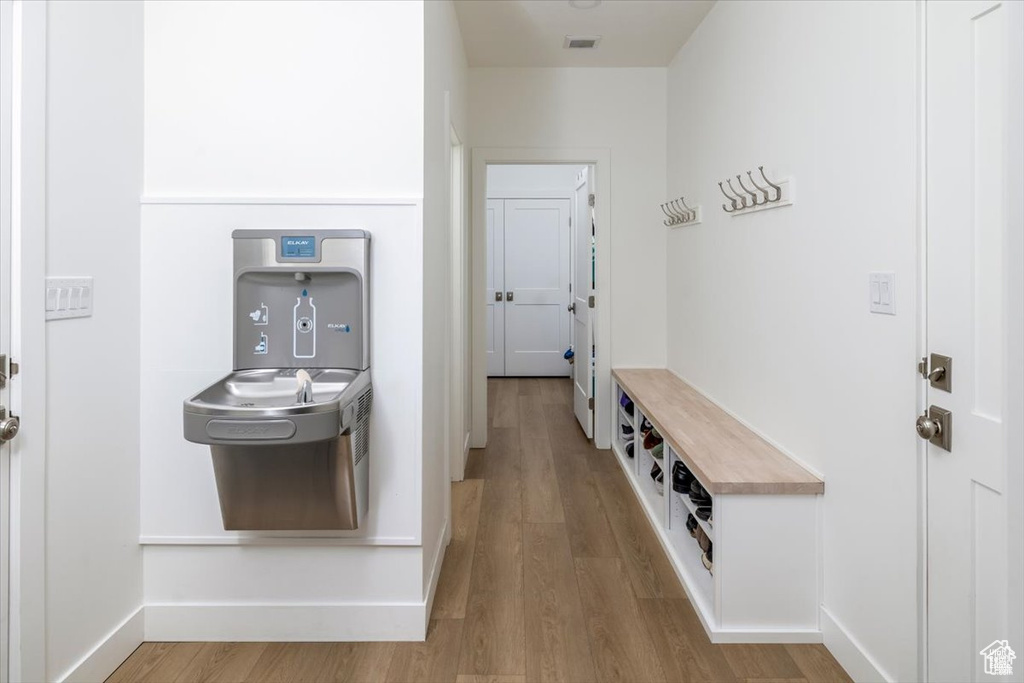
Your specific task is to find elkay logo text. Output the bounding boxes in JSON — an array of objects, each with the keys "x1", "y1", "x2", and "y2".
[{"x1": 980, "y1": 640, "x2": 1016, "y2": 676}]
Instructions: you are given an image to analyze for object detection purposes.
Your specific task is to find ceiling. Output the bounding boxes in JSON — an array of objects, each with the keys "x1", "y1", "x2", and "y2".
[{"x1": 452, "y1": 0, "x2": 715, "y2": 68}]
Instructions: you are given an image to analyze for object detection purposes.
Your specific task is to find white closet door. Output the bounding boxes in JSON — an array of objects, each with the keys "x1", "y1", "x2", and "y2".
[
  {"x1": 503, "y1": 198, "x2": 571, "y2": 377},
  {"x1": 485, "y1": 199, "x2": 505, "y2": 376},
  {"x1": 572, "y1": 167, "x2": 594, "y2": 437}
]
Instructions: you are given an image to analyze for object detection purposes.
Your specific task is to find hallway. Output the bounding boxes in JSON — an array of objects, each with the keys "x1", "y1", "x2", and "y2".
[{"x1": 108, "y1": 378, "x2": 851, "y2": 683}]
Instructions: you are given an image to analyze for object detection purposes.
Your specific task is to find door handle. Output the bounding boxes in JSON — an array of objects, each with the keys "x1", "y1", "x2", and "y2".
[
  {"x1": 0, "y1": 406, "x2": 20, "y2": 444},
  {"x1": 916, "y1": 405, "x2": 952, "y2": 452},
  {"x1": 495, "y1": 291, "x2": 503, "y2": 302},
  {"x1": 568, "y1": 303, "x2": 576, "y2": 313},
  {"x1": 506, "y1": 291, "x2": 514, "y2": 302}
]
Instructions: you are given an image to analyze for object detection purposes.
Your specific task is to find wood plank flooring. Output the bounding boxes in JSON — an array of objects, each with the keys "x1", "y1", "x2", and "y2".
[{"x1": 108, "y1": 378, "x2": 851, "y2": 683}]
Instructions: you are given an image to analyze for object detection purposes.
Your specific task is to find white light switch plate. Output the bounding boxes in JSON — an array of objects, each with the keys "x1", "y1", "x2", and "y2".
[
  {"x1": 45, "y1": 277, "x2": 94, "y2": 320},
  {"x1": 869, "y1": 272, "x2": 895, "y2": 315}
]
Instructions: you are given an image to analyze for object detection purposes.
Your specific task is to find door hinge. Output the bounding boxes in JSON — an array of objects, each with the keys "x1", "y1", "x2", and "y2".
[
  {"x1": 588, "y1": 193, "x2": 595, "y2": 208},
  {"x1": 588, "y1": 295, "x2": 595, "y2": 308},
  {"x1": 588, "y1": 397, "x2": 595, "y2": 410},
  {"x1": 0, "y1": 354, "x2": 17, "y2": 389}
]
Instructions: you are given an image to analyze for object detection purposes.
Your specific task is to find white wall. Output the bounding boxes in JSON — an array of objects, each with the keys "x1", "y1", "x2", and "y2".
[
  {"x1": 469, "y1": 68, "x2": 668, "y2": 446},
  {"x1": 44, "y1": 1, "x2": 144, "y2": 679},
  {"x1": 141, "y1": 0, "x2": 432, "y2": 641},
  {"x1": 487, "y1": 164, "x2": 584, "y2": 197},
  {"x1": 665, "y1": 2, "x2": 918, "y2": 680},
  {"x1": 143, "y1": 0, "x2": 423, "y2": 199},
  {"x1": 422, "y1": 0, "x2": 469, "y2": 600}
]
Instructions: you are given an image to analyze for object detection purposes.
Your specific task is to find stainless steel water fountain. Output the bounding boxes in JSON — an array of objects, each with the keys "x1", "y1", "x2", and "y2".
[{"x1": 183, "y1": 230, "x2": 372, "y2": 530}]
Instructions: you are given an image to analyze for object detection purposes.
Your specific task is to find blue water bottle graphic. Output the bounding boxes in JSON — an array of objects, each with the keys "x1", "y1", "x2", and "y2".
[{"x1": 294, "y1": 289, "x2": 316, "y2": 358}]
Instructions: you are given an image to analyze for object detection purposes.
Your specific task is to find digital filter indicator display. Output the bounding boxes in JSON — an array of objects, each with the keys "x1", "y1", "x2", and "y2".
[{"x1": 281, "y1": 236, "x2": 316, "y2": 259}]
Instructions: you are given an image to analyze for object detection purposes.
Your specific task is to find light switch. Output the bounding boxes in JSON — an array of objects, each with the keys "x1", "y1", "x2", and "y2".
[
  {"x1": 869, "y1": 272, "x2": 896, "y2": 315},
  {"x1": 45, "y1": 277, "x2": 94, "y2": 320}
]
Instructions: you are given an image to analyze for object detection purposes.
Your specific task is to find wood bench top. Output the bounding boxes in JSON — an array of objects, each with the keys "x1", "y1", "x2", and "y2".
[{"x1": 612, "y1": 368, "x2": 824, "y2": 495}]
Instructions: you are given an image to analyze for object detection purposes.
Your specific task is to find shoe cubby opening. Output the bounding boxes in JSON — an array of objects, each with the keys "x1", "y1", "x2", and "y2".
[
  {"x1": 615, "y1": 385, "x2": 636, "y2": 466},
  {"x1": 634, "y1": 408, "x2": 666, "y2": 509}
]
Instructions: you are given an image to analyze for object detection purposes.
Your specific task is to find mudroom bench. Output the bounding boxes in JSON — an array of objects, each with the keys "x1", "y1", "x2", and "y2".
[{"x1": 611, "y1": 368, "x2": 824, "y2": 643}]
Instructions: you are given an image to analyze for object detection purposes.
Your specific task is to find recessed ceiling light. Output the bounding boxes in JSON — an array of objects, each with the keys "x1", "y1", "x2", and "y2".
[{"x1": 568, "y1": 0, "x2": 602, "y2": 9}]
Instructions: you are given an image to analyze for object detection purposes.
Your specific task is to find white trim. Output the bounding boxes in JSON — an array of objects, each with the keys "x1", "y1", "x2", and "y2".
[
  {"x1": 144, "y1": 603, "x2": 427, "y2": 642},
  {"x1": 139, "y1": 196, "x2": 423, "y2": 206},
  {"x1": 821, "y1": 606, "x2": 894, "y2": 683},
  {"x1": 486, "y1": 189, "x2": 573, "y2": 200},
  {"x1": 9, "y1": 2, "x2": 47, "y2": 680},
  {"x1": 422, "y1": 518, "x2": 449, "y2": 630},
  {"x1": 471, "y1": 147, "x2": 613, "y2": 449},
  {"x1": 56, "y1": 608, "x2": 143, "y2": 683},
  {"x1": 138, "y1": 535, "x2": 419, "y2": 546},
  {"x1": 914, "y1": 2, "x2": 929, "y2": 681}
]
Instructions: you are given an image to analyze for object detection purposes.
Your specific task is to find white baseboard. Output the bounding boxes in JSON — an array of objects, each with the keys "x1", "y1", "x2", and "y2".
[
  {"x1": 144, "y1": 603, "x2": 426, "y2": 642},
  {"x1": 821, "y1": 605, "x2": 893, "y2": 682},
  {"x1": 57, "y1": 607, "x2": 144, "y2": 683},
  {"x1": 423, "y1": 519, "x2": 450, "y2": 630}
]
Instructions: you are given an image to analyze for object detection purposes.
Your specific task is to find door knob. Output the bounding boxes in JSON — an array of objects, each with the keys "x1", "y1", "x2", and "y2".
[
  {"x1": 916, "y1": 405, "x2": 952, "y2": 452},
  {"x1": 506, "y1": 291, "x2": 514, "y2": 302},
  {"x1": 916, "y1": 415, "x2": 941, "y2": 440},
  {"x1": 568, "y1": 303, "x2": 576, "y2": 313},
  {"x1": 0, "y1": 407, "x2": 19, "y2": 444}
]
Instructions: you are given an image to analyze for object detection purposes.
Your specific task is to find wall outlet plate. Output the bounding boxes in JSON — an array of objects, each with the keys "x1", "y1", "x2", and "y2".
[{"x1": 45, "y1": 277, "x2": 94, "y2": 320}]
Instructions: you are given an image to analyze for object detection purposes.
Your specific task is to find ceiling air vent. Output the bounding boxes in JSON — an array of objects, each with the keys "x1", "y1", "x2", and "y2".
[{"x1": 563, "y1": 35, "x2": 602, "y2": 49}]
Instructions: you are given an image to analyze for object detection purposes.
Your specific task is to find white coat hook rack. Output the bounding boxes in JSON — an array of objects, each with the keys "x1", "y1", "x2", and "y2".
[
  {"x1": 718, "y1": 166, "x2": 793, "y2": 216},
  {"x1": 661, "y1": 196, "x2": 702, "y2": 227}
]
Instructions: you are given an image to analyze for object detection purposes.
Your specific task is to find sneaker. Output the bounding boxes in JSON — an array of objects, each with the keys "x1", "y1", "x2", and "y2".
[
  {"x1": 625, "y1": 442, "x2": 634, "y2": 458},
  {"x1": 685, "y1": 513, "x2": 698, "y2": 537},
  {"x1": 672, "y1": 461, "x2": 694, "y2": 493},
  {"x1": 639, "y1": 418, "x2": 653, "y2": 439},
  {"x1": 619, "y1": 424, "x2": 634, "y2": 440},
  {"x1": 702, "y1": 546, "x2": 713, "y2": 575},
  {"x1": 695, "y1": 526, "x2": 711, "y2": 552},
  {"x1": 650, "y1": 462, "x2": 661, "y2": 480},
  {"x1": 689, "y1": 479, "x2": 712, "y2": 506},
  {"x1": 651, "y1": 442, "x2": 664, "y2": 461},
  {"x1": 642, "y1": 428, "x2": 663, "y2": 451},
  {"x1": 619, "y1": 393, "x2": 634, "y2": 416},
  {"x1": 695, "y1": 505, "x2": 712, "y2": 522}
]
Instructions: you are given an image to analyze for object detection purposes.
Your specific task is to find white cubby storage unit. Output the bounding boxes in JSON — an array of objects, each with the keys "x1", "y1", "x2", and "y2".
[{"x1": 611, "y1": 369, "x2": 824, "y2": 643}]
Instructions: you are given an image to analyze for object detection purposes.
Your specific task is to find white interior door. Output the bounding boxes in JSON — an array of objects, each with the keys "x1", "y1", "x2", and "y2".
[
  {"x1": 503, "y1": 198, "x2": 570, "y2": 377},
  {"x1": 572, "y1": 168, "x2": 594, "y2": 437},
  {"x1": 926, "y1": 2, "x2": 1012, "y2": 680},
  {"x1": 485, "y1": 199, "x2": 505, "y2": 376},
  {"x1": 0, "y1": 0, "x2": 14, "y2": 676}
]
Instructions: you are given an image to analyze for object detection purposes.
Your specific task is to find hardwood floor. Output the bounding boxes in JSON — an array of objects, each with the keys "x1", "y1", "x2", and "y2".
[{"x1": 109, "y1": 378, "x2": 851, "y2": 683}]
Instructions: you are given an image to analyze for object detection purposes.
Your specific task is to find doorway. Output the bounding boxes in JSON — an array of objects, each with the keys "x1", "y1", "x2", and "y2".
[
  {"x1": 485, "y1": 164, "x2": 580, "y2": 378},
  {"x1": 471, "y1": 149, "x2": 612, "y2": 451}
]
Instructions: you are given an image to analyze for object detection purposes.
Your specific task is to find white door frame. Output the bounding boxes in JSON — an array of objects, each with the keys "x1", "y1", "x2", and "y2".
[
  {"x1": 448, "y1": 117, "x2": 467, "y2": 482},
  {"x1": 916, "y1": 1, "x2": 1024, "y2": 678},
  {"x1": 3, "y1": 1, "x2": 48, "y2": 681},
  {"x1": 471, "y1": 148, "x2": 611, "y2": 449},
  {"x1": 1005, "y1": 0, "x2": 1024, "y2": 662}
]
